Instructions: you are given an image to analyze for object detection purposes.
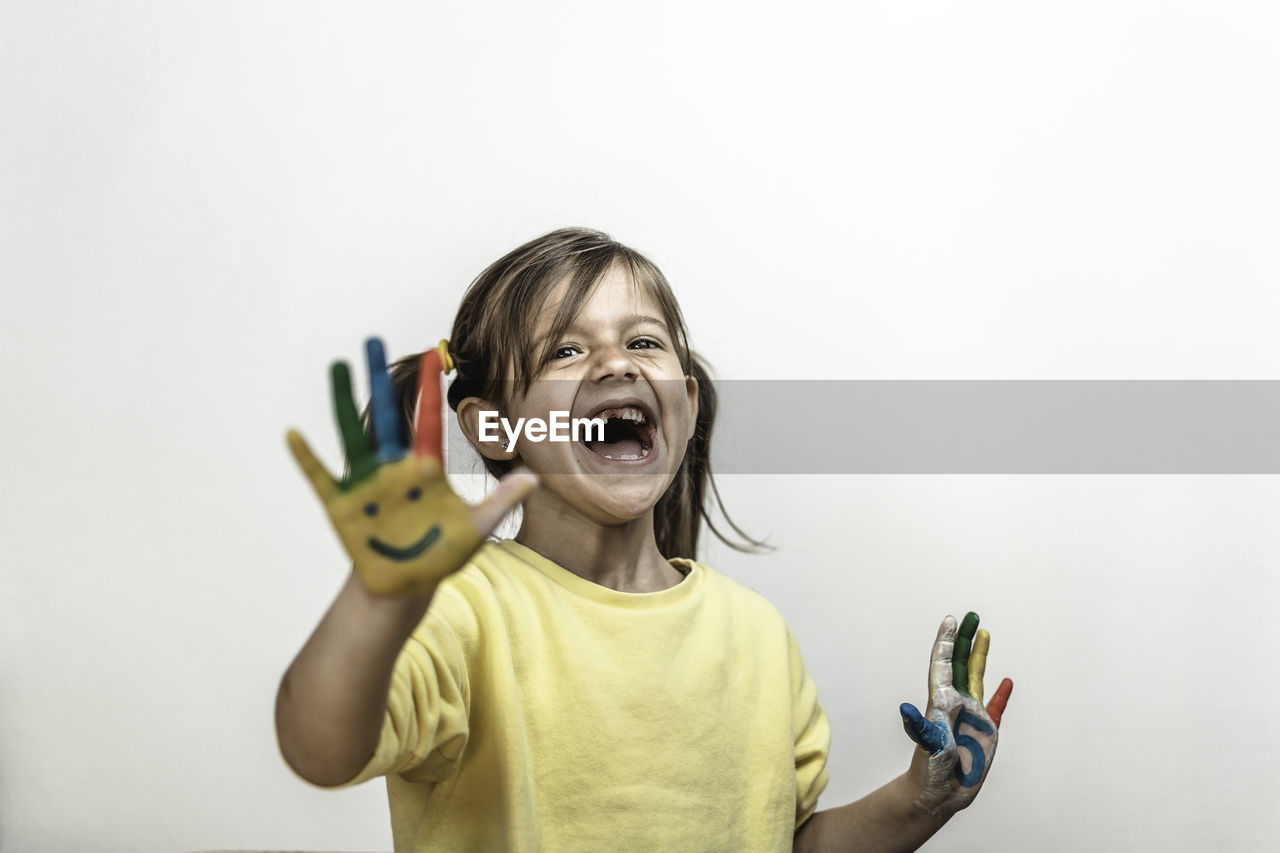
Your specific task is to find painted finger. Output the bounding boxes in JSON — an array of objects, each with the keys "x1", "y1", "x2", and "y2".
[
  {"x1": 332, "y1": 361, "x2": 377, "y2": 486},
  {"x1": 470, "y1": 468, "x2": 539, "y2": 535},
  {"x1": 952, "y1": 611, "x2": 980, "y2": 698},
  {"x1": 367, "y1": 338, "x2": 406, "y2": 462},
  {"x1": 900, "y1": 702, "x2": 950, "y2": 756},
  {"x1": 928, "y1": 615, "x2": 959, "y2": 699},
  {"x1": 286, "y1": 429, "x2": 337, "y2": 502},
  {"x1": 987, "y1": 678, "x2": 1013, "y2": 727},
  {"x1": 969, "y1": 629, "x2": 990, "y2": 702},
  {"x1": 414, "y1": 349, "x2": 444, "y2": 461}
]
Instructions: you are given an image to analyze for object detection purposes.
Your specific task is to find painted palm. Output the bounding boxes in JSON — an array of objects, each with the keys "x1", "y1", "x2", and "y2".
[
  {"x1": 287, "y1": 338, "x2": 532, "y2": 597},
  {"x1": 900, "y1": 612, "x2": 1014, "y2": 817}
]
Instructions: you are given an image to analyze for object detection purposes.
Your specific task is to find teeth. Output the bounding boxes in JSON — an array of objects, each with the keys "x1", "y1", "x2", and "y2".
[
  {"x1": 596, "y1": 406, "x2": 647, "y2": 424},
  {"x1": 600, "y1": 446, "x2": 651, "y2": 461}
]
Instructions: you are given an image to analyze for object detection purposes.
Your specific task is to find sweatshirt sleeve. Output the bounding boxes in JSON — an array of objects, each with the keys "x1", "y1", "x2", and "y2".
[
  {"x1": 337, "y1": 592, "x2": 473, "y2": 787},
  {"x1": 789, "y1": 625, "x2": 831, "y2": 830}
]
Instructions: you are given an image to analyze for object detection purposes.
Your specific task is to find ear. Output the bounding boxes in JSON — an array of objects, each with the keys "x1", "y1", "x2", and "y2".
[
  {"x1": 684, "y1": 374, "x2": 699, "y2": 443},
  {"x1": 457, "y1": 396, "x2": 519, "y2": 461}
]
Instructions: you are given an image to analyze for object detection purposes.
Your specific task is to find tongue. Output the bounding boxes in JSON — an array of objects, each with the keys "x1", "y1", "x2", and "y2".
[{"x1": 586, "y1": 437, "x2": 644, "y2": 459}]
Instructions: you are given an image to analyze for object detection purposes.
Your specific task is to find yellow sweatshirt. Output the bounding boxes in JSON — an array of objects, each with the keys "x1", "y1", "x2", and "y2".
[{"x1": 339, "y1": 539, "x2": 829, "y2": 852}]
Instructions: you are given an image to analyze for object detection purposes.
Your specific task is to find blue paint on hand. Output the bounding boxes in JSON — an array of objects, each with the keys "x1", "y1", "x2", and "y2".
[
  {"x1": 952, "y1": 708, "x2": 993, "y2": 787},
  {"x1": 900, "y1": 703, "x2": 950, "y2": 756},
  {"x1": 366, "y1": 337, "x2": 406, "y2": 461}
]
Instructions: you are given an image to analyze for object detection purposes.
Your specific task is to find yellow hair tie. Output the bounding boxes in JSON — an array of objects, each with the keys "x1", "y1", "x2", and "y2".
[{"x1": 437, "y1": 339, "x2": 455, "y2": 374}]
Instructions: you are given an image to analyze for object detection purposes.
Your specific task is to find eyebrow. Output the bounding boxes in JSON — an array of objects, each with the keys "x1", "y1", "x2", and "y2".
[{"x1": 557, "y1": 314, "x2": 671, "y2": 337}]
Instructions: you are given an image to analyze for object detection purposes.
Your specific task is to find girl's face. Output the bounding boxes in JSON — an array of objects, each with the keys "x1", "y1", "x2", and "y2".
[{"x1": 480, "y1": 262, "x2": 697, "y2": 526}]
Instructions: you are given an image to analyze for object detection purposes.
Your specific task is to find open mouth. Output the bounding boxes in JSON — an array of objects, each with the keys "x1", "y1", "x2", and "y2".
[{"x1": 580, "y1": 403, "x2": 657, "y2": 461}]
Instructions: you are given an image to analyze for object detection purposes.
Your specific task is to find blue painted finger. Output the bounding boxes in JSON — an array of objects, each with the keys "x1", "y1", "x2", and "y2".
[
  {"x1": 900, "y1": 702, "x2": 950, "y2": 756},
  {"x1": 366, "y1": 337, "x2": 406, "y2": 461}
]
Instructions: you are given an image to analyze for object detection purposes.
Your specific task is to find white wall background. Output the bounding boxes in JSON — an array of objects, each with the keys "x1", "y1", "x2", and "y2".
[{"x1": 2, "y1": 1, "x2": 1277, "y2": 851}]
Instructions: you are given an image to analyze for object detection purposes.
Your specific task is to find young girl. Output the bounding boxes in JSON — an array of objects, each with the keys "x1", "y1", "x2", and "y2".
[{"x1": 275, "y1": 227, "x2": 1013, "y2": 852}]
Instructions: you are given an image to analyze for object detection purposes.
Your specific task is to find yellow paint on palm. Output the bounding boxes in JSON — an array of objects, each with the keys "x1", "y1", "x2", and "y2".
[
  {"x1": 968, "y1": 629, "x2": 990, "y2": 702},
  {"x1": 327, "y1": 456, "x2": 482, "y2": 597}
]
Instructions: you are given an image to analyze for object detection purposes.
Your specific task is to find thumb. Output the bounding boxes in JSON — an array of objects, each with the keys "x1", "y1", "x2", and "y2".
[
  {"x1": 286, "y1": 429, "x2": 337, "y2": 502},
  {"x1": 470, "y1": 468, "x2": 539, "y2": 535},
  {"x1": 900, "y1": 703, "x2": 951, "y2": 756}
]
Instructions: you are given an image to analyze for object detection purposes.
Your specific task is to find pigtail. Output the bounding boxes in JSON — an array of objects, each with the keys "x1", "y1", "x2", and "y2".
[
  {"x1": 355, "y1": 228, "x2": 770, "y2": 564},
  {"x1": 654, "y1": 351, "x2": 772, "y2": 560}
]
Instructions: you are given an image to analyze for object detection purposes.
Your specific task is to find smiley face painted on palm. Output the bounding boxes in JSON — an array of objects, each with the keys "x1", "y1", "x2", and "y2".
[
  {"x1": 287, "y1": 340, "x2": 484, "y2": 598},
  {"x1": 318, "y1": 456, "x2": 477, "y2": 595}
]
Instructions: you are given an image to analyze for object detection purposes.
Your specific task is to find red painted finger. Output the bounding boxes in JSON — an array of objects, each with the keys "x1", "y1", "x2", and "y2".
[
  {"x1": 987, "y1": 678, "x2": 1013, "y2": 727},
  {"x1": 414, "y1": 349, "x2": 445, "y2": 460}
]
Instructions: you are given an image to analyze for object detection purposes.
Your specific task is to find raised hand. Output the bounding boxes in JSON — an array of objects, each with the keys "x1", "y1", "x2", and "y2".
[
  {"x1": 898, "y1": 612, "x2": 1013, "y2": 818},
  {"x1": 287, "y1": 338, "x2": 537, "y2": 597}
]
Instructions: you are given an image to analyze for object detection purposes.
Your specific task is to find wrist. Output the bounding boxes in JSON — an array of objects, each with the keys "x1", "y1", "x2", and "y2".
[
  {"x1": 348, "y1": 568, "x2": 434, "y2": 628},
  {"x1": 892, "y1": 770, "x2": 951, "y2": 828}
]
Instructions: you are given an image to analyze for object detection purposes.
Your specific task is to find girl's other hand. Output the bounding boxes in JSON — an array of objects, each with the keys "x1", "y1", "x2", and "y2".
[
  {"x1": 898, "y1": 612, "x2": 1013, "y2": 818},
  {"x1": 286, "y1": 338, "x2": 538, "y2": 598}
]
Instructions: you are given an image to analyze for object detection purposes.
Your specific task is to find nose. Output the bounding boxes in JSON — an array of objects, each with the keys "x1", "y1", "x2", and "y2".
[{"x1": 590, "y1": 344, "x2": 640, "y2": 382}]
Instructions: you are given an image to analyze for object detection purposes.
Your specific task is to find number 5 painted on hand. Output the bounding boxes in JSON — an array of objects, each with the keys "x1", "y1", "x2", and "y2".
[{"x1": 898, "y1": 612, "x2": 1014, "y2": 817}]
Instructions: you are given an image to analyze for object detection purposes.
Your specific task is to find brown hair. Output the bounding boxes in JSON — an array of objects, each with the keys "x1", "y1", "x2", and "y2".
[{"x1": 379, "y1": 227, "x2": 767, "y2": 560}]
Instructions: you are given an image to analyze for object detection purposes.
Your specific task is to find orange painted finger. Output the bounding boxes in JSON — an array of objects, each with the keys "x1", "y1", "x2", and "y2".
[
  {"x1": 414, "y1": 349, "x2": 444, "y2": 460},
  {"x1": 987, "y1": 678, "x2": 1013, "y2": 727}
]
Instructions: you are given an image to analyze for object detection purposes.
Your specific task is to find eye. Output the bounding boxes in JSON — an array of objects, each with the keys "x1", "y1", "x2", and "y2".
[
  {"x1": 629, "y1": 337, "x2": 661, "y2": 350},
  {"x1": 553, "y1": 345, "x2": 581, "y2": 359},
  {"x1": 364, "y1": 502, "x2": 379, "y2": 517},
  {"x1": 406, "y1": 487, "x2": 422, "y2": 501}
]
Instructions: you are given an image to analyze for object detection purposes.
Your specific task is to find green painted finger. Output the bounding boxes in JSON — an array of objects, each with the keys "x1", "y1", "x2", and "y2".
[
  {"x1": 331, "y1": 361, "x2": 377, "y2": 487},
  {"x1": 952, "y1": 611, "x2": 980, "y2": 698}
]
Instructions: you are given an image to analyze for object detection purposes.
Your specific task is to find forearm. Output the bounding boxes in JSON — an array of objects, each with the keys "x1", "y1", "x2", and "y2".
[
  {"x1": 275, "y1": 571, "x2": 434, "y2": 786},
  {"x1": 793, "y1": 772, "x2": 948, "y2": 853}
]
